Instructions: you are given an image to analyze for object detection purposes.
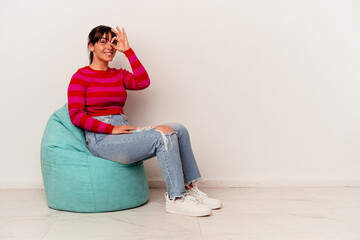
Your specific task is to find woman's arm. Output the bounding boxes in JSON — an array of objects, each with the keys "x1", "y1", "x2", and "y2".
[
  {"x1": 67, "y1": 74, "x2": 115, "y2": 134},
  {"x1": 110, "y1": 26, "x2": 150, "y2": 90},
  {"x1": 122, "y1": 48, "x2": 150, "y2": 90}
]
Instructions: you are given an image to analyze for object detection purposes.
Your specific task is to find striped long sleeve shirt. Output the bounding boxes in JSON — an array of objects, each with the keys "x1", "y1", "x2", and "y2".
[{"x1": 67, "y1": 48, "x2": 150, "y2": 134}]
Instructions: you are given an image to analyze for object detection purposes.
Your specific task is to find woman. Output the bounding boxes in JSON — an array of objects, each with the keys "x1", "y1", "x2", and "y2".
[{"x1": 67, "y1": 25, "x2": 221, "y2": 217}]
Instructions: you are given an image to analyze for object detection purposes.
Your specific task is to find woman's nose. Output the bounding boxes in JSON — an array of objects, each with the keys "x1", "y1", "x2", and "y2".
[{"x1": 105, "y1": 43, "x2": 114, "y2": 49}]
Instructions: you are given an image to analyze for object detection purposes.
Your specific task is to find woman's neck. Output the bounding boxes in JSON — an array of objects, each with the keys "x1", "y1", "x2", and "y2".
[{"x1": 89, "y1": 59, "x2": 109, "y2": 71}]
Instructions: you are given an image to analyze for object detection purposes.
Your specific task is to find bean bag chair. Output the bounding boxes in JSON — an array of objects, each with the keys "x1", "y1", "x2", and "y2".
[{"x1": 40, "y1": 103, "x2": 149, "y2": 213}]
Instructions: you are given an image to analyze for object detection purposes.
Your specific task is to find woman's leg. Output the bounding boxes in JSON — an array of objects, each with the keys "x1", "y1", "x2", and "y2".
[
  {"x1": 87, "y1": 125, "x2": 188, "y2": 199},
  {"x1": 158, "y1": 123, "x2": 222, "y2": 210},
  {"x1": 161, "y1": 122, "x2": 202, "y2": 185}
]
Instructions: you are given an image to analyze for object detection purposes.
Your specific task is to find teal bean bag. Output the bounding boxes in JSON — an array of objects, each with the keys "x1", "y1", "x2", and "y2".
[{"x1": 40, "y1": 103, "x2": 149, "y2": 213}]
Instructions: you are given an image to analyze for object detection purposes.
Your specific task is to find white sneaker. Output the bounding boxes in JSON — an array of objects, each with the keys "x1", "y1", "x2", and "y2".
[
  {"x1": 165, "y1": 192, "x2": 212, "y2": 217},
  {"x1": 186, "y1": 182, "x2": 222, "y2": 210}
]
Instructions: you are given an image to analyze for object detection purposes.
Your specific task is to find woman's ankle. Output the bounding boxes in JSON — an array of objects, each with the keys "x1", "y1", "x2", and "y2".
[{"x1": 185, "y1": 182, "x2": 194, "y2": 190}]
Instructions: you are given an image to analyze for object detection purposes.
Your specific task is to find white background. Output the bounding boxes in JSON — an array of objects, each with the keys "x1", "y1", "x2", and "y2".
[{"x1": 1, "y1": 0, "x2": 359, "y2": 188}]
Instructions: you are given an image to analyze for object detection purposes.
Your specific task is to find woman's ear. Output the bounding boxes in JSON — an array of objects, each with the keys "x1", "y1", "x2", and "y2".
[{"x1": 88, "y1": 42, "x2": 95, "y2": 52}]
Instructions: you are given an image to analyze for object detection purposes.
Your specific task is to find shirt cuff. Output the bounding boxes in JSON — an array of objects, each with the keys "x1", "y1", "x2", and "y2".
[
  {"x1": 104, "y1": 124, "x2": 115, "y2": 134},
  {"x1": 123, "y1": 48, "x2": 134, "y2": 58}
]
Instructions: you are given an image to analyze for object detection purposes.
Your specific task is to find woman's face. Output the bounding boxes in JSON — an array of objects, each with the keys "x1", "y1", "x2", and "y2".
[{"x1": 89, "y1": 32, "x2": 117, "y2": 63}]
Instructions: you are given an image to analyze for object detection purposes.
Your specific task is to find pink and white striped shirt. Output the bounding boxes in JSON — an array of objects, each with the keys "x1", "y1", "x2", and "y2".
[{"x1": 67, "y1": 48, "x2": 150, "y2": 134}]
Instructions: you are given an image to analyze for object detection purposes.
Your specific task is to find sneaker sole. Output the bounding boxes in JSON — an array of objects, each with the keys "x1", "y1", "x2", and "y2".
[
  {"x1": 165, "y1": 206, "x2": 211, "y2": 217},
  {"x1": 209, "y1": 203, "x2": 222, "y2": 210}
]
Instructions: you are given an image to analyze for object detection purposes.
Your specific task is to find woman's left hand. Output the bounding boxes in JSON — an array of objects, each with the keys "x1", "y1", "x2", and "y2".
[{"x1": 110, "y1": 26, "x2": 131, "y2": 53}]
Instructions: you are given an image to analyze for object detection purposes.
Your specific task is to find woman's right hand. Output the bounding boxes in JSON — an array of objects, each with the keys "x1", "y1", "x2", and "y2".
[{"x1": 111, "y1": 125, "x2": 138, "y2": 134}]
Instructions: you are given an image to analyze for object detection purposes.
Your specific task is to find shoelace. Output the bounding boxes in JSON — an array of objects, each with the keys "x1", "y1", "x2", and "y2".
[
  {"x1": 183, "y1": 195, "x2": 199, "y2": 204},
  {"x1": 181, "y1": 195, "x2": 200, "y2": 205},
  {"x1": 189, "y1": 186, "x2": 208, "y2": 198}
]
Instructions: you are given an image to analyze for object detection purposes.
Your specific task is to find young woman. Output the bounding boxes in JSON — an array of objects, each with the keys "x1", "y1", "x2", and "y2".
[{"x1": 67, "y1": 25, "x2": 221, "y2": 217}]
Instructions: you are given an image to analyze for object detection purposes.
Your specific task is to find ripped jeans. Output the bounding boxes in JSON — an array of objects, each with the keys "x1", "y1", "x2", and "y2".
[{"x1": 84, "y1": 114, "x2": 202, "y2": 199}]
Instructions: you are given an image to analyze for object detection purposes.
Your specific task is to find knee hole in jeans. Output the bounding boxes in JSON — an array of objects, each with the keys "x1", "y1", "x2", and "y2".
[
  {"x1": 155, "y1": 125, "x2": 176, "y2": 152},
  {"x1": 155, "y1": 125, "x2": 174, "y2": 133}
]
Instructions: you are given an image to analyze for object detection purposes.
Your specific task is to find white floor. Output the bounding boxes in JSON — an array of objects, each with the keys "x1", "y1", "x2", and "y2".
[{"x1": 0, "y1": 187, "x2": 360, "y2": 240}]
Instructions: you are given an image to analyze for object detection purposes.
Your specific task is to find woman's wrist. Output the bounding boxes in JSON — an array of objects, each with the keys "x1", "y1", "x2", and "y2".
[{"x1": 123, "y1": 47, "x2": 134, "y2": 57}]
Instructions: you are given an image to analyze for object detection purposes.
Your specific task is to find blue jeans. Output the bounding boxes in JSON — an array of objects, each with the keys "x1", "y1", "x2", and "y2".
[{"x1": 84, "y1": 114, "x2": 202, "y2": 199}]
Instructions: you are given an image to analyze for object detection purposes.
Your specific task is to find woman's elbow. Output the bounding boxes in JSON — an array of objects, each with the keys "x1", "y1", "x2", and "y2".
[{"x1": 137, "y1": 78, "x2": 150, "y2": 89}]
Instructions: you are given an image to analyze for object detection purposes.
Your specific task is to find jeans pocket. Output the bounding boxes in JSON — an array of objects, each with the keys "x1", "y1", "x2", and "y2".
[
  {"x1": 121, "y1": 114, "x2": 128, "y2": 122},
  {"x1": 95, "y1": 115, "x2": 113, "y2": 125}
]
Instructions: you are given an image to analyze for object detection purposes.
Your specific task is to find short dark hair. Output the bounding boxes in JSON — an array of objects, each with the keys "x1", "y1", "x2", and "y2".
[{"x1": 87, "y1": 25, "x2": 117, "y2": 64}]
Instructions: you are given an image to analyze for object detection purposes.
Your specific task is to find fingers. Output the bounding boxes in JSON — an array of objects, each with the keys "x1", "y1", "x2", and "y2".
[
  {"x1": 122, "y1": 125, "x2": 137, "y2": 130},
  {"x1": 121, "y1": 130, "x2": 133, "y2": 134},
  {"x1": 110, "y1": 36, "x2": 118, "y2": 45},
  {"x1": 111, "y1": 27, "x2": 121, "y2": 39},
  {"x1": 112, "y1": 26, "x2": 125, "y2": 33},
  {"x1": 111, "y1": 28, "x2": 118, "y2": 36},
  {"x1": 114, "y1": 129, "x2": 134, "y2": 134},
  {"x1": 115, "y1": 26, "x2": 121, "y2": 38},
  {"x1": 115, "y1": 26, "x2": 126, "y2": 37},
  {"x1": 120, "y1": 126, "x2": 136, "y2": 134}
]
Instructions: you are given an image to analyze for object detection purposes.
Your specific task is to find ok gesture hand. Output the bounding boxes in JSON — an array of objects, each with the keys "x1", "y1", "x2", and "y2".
[{"x1": 110, "y1": 26, "x2": 131, "y2": 53}]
